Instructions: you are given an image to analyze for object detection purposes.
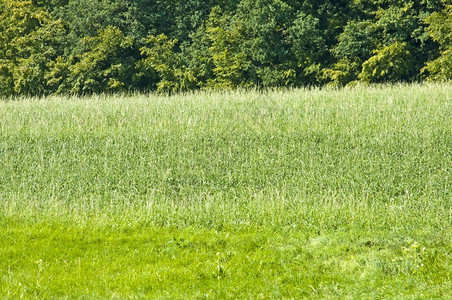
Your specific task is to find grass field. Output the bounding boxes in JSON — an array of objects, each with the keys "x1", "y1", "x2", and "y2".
[{"x1": 0, "y1": 83, "x2": 451, "y2": 298}]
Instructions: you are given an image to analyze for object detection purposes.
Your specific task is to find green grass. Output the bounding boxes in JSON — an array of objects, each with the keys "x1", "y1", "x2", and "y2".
[{"x1": 0, "y1": 83, "x2": 451, "y2": 298}]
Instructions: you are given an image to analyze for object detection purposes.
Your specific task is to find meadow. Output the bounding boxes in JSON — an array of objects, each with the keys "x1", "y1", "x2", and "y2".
[{"x1": 0, "y1": 83, "x2": 451, "y2": 298}]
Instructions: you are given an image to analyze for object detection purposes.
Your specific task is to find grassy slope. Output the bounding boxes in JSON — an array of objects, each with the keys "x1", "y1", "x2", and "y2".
[{"x1": 0, "y1": 84, "x2": 451, "y2": 298}]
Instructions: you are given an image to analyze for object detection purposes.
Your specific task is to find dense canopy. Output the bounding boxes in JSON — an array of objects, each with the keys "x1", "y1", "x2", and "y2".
[{"x1": 0, "y1": 0, "x2": 450, "y2": 95}]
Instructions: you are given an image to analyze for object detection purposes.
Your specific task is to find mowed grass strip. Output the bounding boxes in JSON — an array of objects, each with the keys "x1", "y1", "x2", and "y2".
[
  {"x1": 0, "y1": 83, "x2": 451, "y2": 298},
  {"x1": 2, "y1": 221, "x2": 452, "y2": 299}
]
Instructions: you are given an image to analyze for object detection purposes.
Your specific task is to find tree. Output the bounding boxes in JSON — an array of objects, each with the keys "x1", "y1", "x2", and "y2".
[
  {"x1": 179, "y1": 25, "x2": 215, "y2": 88},
  {"x1": 140, "y1": 34, "x2": 197, "y2": 93},
  {"x1": 359, "y1": 41, "x2": 414, "y2": 82},
  {"x1": 288, "y1": 12, "x2": 328, "y2": 85},
  {"x1": 0, "y1": 0, "x2": 65, "y2": 96},
  {"x1": 205, "y1": 6, "x2": 250, "y2": 88},
  {"x1": 233, "y1": 0, "x2": 295, "y2": 87},
  {"x1": 423, "y1": 3, "x2": 452, "y2": 80},
  {"x1": 323, "y1": 21, "x2": 375, "y2": 85},
  {"x1": 64, "y1": 26, "x2": 136, "y2": 94},
  {"x1": 325, "y1": 0, "x2": 445, "y2": 85}
]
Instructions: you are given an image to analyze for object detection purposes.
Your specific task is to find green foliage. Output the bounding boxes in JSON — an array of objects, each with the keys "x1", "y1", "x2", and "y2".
[
  {"x1": 179, "y1": 25, "x2": 215, "y2": 88},
  {"x1": 359, "y1": 42, "x2": 415, "y2": 83},
  {"x1": 52, "y1": 0, "x2": 145, "y2": 48},
  {"x1": 0, "y1": 0, "x2": 449, "y2": 95},
  {"x1": 233, "y1": 0, "x2": 295, "y2": 87},
  {"x1": 322, "y1": 58, "x2": 363, "y2": 86},
  {"x1": 0, "y1": 0, "x2": 65, "y2": 96},
  {"x1": 325, "y1": 0, "x2": 445, "y2": 85},
  {"x1": 324, "y1": 21, "x2": 376, "y2": 85},
  {"x1": 205, "y1": 7, "x2": 249, "y2": 88},
  {"x1": 140, "y1": 34, "x2": 198, "y2": 93},
  {"x1": 65, "y1": 26, "x2": 135, "y2": 94},
  {"x1": 288, "y1": 12, "x2": 326, "y2": 84},
  {"x1": 423, "y1": 4, "x2": 452, "y2": 80},
  {"x1": 45, "y1": 56, "x2": 71, "y2": 94}
]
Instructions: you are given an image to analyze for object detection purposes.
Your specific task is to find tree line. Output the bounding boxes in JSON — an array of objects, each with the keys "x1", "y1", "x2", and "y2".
[{"x1": 0, "y1": 0, "x2": 450, "y2": 96}]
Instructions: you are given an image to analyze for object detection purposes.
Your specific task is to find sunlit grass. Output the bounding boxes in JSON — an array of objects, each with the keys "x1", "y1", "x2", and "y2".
[{"x1": 0, "y1": 83, "x2": 451, "y2": 298}]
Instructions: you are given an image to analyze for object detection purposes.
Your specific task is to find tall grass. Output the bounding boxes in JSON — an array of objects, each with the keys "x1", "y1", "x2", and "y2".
[
  {"x1": 0, "y1": 83, "x2": 451, "y2": 298},
  {"x1": 1, "y1": 84, "x2": 450, "y2": 229}
]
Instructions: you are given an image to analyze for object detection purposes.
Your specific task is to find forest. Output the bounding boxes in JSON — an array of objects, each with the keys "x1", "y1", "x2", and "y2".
[{"x1": 0, "y1": 0, "x2": 451, "y2": 96}]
